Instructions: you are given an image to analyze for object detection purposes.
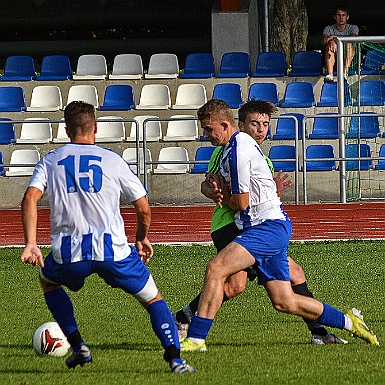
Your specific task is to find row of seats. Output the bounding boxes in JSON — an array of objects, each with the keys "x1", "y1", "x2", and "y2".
[
  {"x1": 0, "y1": 112, "x2": 383, "y2": 145},
  {"x1": 1, "y1": 49, "x2": 385, "y2": 81},
  {"x1": 1, "y1": 79, "x2": 384, "y2": 113},
  {"x1": 269, "y1": 143, "x2": 384, "y2": 172},
  {"x1": 2, "y1": 142, "x2": 384, "y2": 178},
  {"x1": 0, "y1": 146, "x2": 216, "y2": 176}
]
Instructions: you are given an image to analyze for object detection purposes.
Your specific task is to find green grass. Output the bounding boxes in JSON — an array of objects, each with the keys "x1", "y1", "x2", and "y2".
[{"x1": 1, "y1": 241, "x2": 385, "y2": 385}]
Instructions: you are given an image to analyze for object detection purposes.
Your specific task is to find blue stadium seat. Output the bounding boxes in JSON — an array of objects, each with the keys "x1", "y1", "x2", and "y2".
[
  {"x1": 280, "y1": 82, "x2": 315, "y2": 108},
  {"x1": 317, "y1": 81, "x2": 352, "y2": 107},
  {"x1": 375, "y1": 144, "x2": 385, "y2": 170},
  {"x1": 345, "y1": 143, "x2": 372, "y2": 171},
  {"x1": 361, "y1": 49, "x2": 385, "y2": 75},
  {"x1": 0, "y1": 152, "x2": 4, "y2": 176},
  {"x1": 180, "y1": 53, "x2": 215, "y2": 78},
  {"x1": 268, "y1": 145, "x2": 297, "y2": 172},
  {"x1": 190, "y1": 146, "x2": 216, "y2": 174},
  {"x1": 346, "y1": 113, "x2": 381, "y2": 139},
  {"x1": 309, "y1": 113, "x2": 339, "y2": 139},
  {"x1": 0, "y1": 118, "x2": 16, "y2": 144},
  {"x1": 353, "y1": 80, "x2": 385, "y2": 106},
  {"x1": 217, "y1": 52, "x2": 250, "y2": 78},
  {"x1": 252, "y1": 51, "x2": 287, "y2": 77},
  {"x1": 37, "y1": 55, "x2": 72, "y2": 81},
  {"x1": 0, "y1": 55, "x2": 36, "y2": 81},
  {"x1": 273, "y1": 113, "x2": 307, "y2": 140},
  {"x1": 248, "y1": 82, "x2": 279, "y2": 106},
  {"x1": 304, "y1": 144, "x2": 336, "y2": 171},
  {"x1": 99, "y1": 84, "x2": 135, "y2": 110},
  {"x1": 289, "y1": 51, "x2": 322, "y2": 77},
  {"x1": 213, "y1": 83, "x2": 243, "y2": 108},
  {"x1": 0, "y1": 86, "x2": 26, "y2": 111}
]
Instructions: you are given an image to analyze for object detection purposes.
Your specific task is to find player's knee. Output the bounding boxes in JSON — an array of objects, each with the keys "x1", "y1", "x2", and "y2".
[
  {"x1": 224, "y1": 281, "x2": 246, "y2": 299},
  {"x1": 289, "y1": 265, "x2": 306, "y2": 285},
  {"x1": 271, "y1": 296, "x2": 296, "y2": 314}
]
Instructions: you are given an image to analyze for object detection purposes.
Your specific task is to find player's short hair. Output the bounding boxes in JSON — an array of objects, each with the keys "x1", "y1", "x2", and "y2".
[
  {"x1": 64, "y1": 101, "x2": 96, "y2": 138},
  {"x1": 238, "y1": 100, "x2": 277, "y2": 123},
  {"x1": 335, "y1": 4, "x2": 350, "y2": 15},
  {"x1": 197, "y1": 99, "x2": 236, "y2": 126}
]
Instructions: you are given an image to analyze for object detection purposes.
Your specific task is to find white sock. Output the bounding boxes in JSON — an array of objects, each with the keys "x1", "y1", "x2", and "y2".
[
  {"x1": 344, "y1": 314, "x2": 353, "y2": 331},
  {"x1": 189, "y1": 337, "x2": 205, "y2": 344}
]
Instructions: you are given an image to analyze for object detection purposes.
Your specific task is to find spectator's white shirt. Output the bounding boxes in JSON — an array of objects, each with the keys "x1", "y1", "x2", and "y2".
[{"x1": 323, "y1": 24, "x2": 359, "y2": 37}]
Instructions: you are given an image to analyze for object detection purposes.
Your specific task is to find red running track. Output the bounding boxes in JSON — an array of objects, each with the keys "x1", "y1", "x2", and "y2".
[{"x1": 1, "y1": 203, "x2": 385, "y2": 246}]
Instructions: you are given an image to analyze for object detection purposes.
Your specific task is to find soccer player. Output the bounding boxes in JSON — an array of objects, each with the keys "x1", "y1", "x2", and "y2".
[
  {"x1": 174, "y1": 99, "x2": 347, "y2": 345},
  {"x1": 20, "y1": 101, "x2": 196, "y2": 374},
  {"x1": 179, "y1": 99, "x2": 379, "y2": 352}
]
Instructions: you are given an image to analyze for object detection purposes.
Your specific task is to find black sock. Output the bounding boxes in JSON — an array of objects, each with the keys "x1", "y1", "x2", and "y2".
[
  {"x1": 67, "y1": 329, "x2": 83, "y2": 348},
  {"x1": 163, "y1": 344, "x2": 180, "y2": 362},
  {"x1": 292, "y1": 282, "x2": 328, "y2": 336}
]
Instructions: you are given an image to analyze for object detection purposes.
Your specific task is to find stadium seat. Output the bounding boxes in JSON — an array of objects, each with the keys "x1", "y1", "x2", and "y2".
[
  {"x1": 212, "y1": 83, "x2": 243, "y2": 108},
  {"x1": 361, "y1": 49, "x2": 385, "y2": 75},
  {"x1": 345, "y1": 143, "x2": 372, "y2": 171},
  {"x1": 145, "y1": 53, "x2": 179, "y2": 79},
  {"x1": 99, "y1": 84, "x2": 135, "y2": 111},
  {"x1": 153, "y1": 146, "x2": 189, "y2": 174},
  {"x1": 122, "y1": 148, "x2": 152, "y2": 174},
  {"x1": 317, "y1": 81, "x2": 352, "y2": 107},
  {"x1": 252, "y1": 51, "x2": 287, "y2": 77},
  {"x1": 135, "y1": 84, "x2": 171, "y2": 110},
  {"x1": 217, "y1": 52, "x2": 251, "y2": 78},
  {"x1": 280, "y1": 82, "x2": 315, "y2": 108},
  {"x1": 0, "y1": 86, "x2": 26, "y2": 112},
  {"x1": 268, "y1": 145, "x2": 297, "y2": 172},
  {"x1": 190, "y1": 146, "x2": 216, "y2": 174},
  {"x1": 72, "y1": 54, "x2": 107, "y2": 80},
  {"x1": 273, "y1": 113, "x2": 307, "y2": 140},
  {"x1": 180, "y1": 53, "x2": 215, "y2": 78},
  {"x1": 353, "y1": 80, "x2": 385, "y2": 106},
  {"x1": 37, "y1": 55, "x2": 72, "y2": 80},
  {"x1": 309, "y1": 113, "x2": 339, "y2": 139},
  {"x1": 6, "y1": 149, "x2": 40, "y2": 176},
  {"x1": 163, "y1": 115, "x2": 198, "y2": 141},
  {"x1": 109, "y1": 54, "x2": 144, "y2": 80},
  {"x1": 0, "y1": 118, "x2": 16, "y2": 144},
  {"x1": 375, "y1": 144, "x2": 385, "y2": 170},
  {"x1": 53, "y1": 120, "x2": 70, "y2": 143},
  {"x1": 248, "y1": 82, "x2": 280, "y2": 105},
  {"x1": 172, "y1": 84, "x2": 207, "y2": 109},
  {"x1": 95, "y1": 116, "x2": 125, "y2": 142},
  {"x1": 346, "y1": 113, "x2": 381, "y2": 139},
  {"x1": 289, "y1": 51, "x2": 322, "y2": 77},
  {"x1": 17, "y1": 118, "x2": 52, "y2": 144},
  {"x1": 27, "y1": 85, "x2": 63, "y2": 111},
  {"x1": 0, "y1": 152, "x2": 4, "y2": 176},
  {"x1": 0, "y1": 55, "x2": 36, "y2": 81},
  {"x1": 66, "y1": 85, "x2": 99, "y2": 108},
  {"x1": 303, "y1": 144, "x2": 336, "y2": 171},
  {"x1": 126, "y1": 115, "x2": 162, "y2": 142}
]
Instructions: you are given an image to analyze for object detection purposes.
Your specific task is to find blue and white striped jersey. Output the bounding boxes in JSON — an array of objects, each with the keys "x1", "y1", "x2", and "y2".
[
  {"x1": 221, "y1": 131, "x2": 286, "y2": 230},
  {"x1": 29, "y1": 143, "x2": 147, "y2": 264}
]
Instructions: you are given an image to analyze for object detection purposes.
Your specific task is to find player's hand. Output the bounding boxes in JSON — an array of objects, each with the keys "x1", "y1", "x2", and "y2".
[
  {"x1": 135, "y1": 237, "x2": 153, "y2": 264},
  {"x1": 274, "y1": 170, "x2": 293, "y2": 194},
  {"x1": 21, "y1": 244, "x2": 44, "y2": 267}
]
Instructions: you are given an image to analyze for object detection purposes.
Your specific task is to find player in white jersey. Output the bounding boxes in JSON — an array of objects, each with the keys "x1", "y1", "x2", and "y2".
[
  {"x1": 20, "y1": 101, "x2": 196, "y2": 374},
  {"x1": 180, "y1": 99, "x2": 379, "y2": 352}
]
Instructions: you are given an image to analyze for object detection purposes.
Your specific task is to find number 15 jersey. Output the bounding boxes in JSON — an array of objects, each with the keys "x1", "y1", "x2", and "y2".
[{"x1": 29, "y1": 143, "x2": 147, "y2": 264}]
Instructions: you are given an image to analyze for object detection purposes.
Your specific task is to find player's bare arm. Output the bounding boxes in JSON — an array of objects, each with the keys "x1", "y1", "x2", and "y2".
[
  {"x1": 132, "y1": 195, "x2": 153, "y2": 263},
  {"x1": 21, "y1": 186, "x2": 44, "y2": 267}
]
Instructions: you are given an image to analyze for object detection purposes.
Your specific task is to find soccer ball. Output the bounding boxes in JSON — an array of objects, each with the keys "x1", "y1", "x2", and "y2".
[{"x1": 32, "y1": 322, "x2": 71, "y2": 357}]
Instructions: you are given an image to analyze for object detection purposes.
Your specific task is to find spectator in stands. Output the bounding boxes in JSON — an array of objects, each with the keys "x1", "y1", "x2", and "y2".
[{"x1": 322, "y1": 4, "x2": 358, "y2": 82}]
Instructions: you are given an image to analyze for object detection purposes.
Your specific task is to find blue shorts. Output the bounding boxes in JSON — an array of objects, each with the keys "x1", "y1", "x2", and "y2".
[
  {"x1": 40, "y1": 246, "x2": 155, "y2": 298},
  {"x1": 233, "y1": 218, "x2": 292, "y2": 285}
]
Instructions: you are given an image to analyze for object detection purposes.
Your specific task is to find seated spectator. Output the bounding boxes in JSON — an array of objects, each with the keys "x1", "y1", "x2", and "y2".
[{"x1": 322, "y1": 4, "x2": 358, "y2": 82}]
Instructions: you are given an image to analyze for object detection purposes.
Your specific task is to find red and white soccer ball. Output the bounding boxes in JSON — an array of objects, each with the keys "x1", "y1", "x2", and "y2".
[{"x1": 33, "y1": 322, "x2": 71, "y2": 357}]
